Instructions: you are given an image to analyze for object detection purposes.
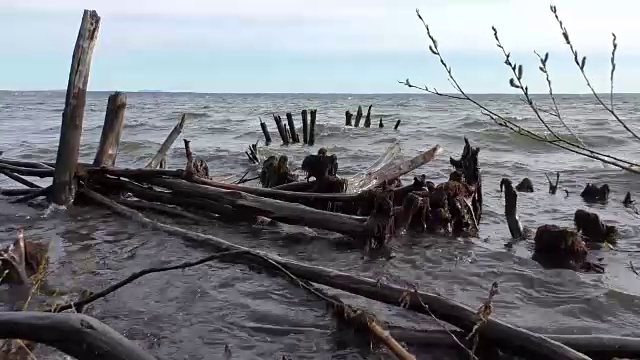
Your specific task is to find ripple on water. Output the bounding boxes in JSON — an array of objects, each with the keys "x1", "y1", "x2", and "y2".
[{"x1": 2, "y1": 92, "x2": 640, "y2": 358}]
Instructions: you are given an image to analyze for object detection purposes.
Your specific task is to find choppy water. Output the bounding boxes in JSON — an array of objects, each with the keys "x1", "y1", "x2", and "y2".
[{"x1": 1, "y1": 91, "x2": 640, "y2": 359}]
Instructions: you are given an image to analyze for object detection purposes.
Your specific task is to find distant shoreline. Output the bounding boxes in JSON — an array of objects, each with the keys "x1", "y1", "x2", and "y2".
[{"x1": 0, "y1": 90, "x2": 637, "y2": 96}]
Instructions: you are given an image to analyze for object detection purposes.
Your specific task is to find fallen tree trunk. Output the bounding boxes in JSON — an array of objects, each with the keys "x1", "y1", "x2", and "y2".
[
  {"x1": 146, "y1": 178, "x2": 371, "y2": 238},
  {"x1": 82, "y1": 189, "x2": 590, "y2": 360},
  {"x1": 0, "y1": 311, "x2": 156, "y2": 360},
  {"x1": 389, "y1": 328, "x2": 640, "y2": 360}
]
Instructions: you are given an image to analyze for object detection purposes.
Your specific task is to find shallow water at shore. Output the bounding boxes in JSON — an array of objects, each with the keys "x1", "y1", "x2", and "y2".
[{"x1": 1, "y1": 91, "x2": 640, "y2": 359}]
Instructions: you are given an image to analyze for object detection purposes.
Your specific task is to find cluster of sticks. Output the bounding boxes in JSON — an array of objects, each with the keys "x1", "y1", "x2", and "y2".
[
  {"x1": 345, "y1": 104, "x2": 401, "y2": 130},
  {"x1": 259, "y1": 110, "x2": 318, "y2": 147},
  {"x1": 403, "y1": 5, "x2": 640, "y2": 174}
]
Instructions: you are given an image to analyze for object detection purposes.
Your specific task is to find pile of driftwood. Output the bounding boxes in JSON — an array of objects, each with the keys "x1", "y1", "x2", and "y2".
[{"x1": 2, "y1": 8, "x2": 640, "y2": 360}]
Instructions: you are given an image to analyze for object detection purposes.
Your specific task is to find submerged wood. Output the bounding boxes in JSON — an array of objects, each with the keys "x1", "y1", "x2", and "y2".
[
  {"x1": 389, "y1": 328, "x2": 640, "y2": 360},
  {"x1": 286, "y1": 112, "x2": 299, "y2": 143},
  {"x1": 11, "y1": 186, "x2": 50, "y2": 204},
  {"x1": 0, "y1": 163, "x2": 183, "y2": 179},
  {"x1": 273, "y1": 114, "x2": 288, "y2": 145},
  {"x1": 309, "y1": 109, "x2": 317, "y2": 146},
  {"x1": 302, "y1": 109, "x2": 309, "y2": 144},
  {"x1": 84, "y1": 190, "x2": 588, "y2": 360},
  {"x1": 145, "y1": 114, "x2": 187, "y2": 169},
  {"x1": 394, "y1": 119, "x2": 401, "y2": 130},
  {"x1": 0, "y1": 169, "x2": 41, "y2": 188},
  {"x1": 147, "y1": 178, "x2": 370, "y2": 238},
  {"x1": 364, "y1": 104, "x2": 372, "y2": 128},
  {"x1": 345, "y1": 110, "x2": 353, "y2": 126},
  {"x1": 0, "y1": 188, "x2": 41, "y2": 196},
  {"x1": 0, "y1": 311, "x2": 156, "y2": 360},
  {"x1": 355, "y1": 105, "x2": 363, "y2": 127},
  {"x1": 259, "y1": 118, "x2": 272, "y2": 145},
  {"x1": 93, "y1": 92, "x2": 127, "y2": 167},
  {"x1": 50, "y1": 9, "x2": 101, "y2": 206},
  {"x1": 115, "y1": 198, "x2": 212, "y2": 222}
]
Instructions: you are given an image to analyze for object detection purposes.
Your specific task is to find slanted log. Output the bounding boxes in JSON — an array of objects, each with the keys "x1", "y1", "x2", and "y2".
[
  {"x1": 146, "y1": 114, "x2": 187, "y2": 169},
  {"x1": 83, "y1": 190, "x2": 589, "y2": 360},
  {"x1": 355, "y1": 105, "x2": 363, "y2": 127},
  {"x1": 0, "y1": 170, "x2": 41, "y2": 188},
  {"x1": 273, "y1": 114, "x2": 289, "y2": 145},
  {"x1": 0, "y1": 311, "x2": 156, "y2": 360},
  {"x1": 93, "y1": 92, "x2": 127, "y2": 167},
  {"x1": 259, "y1": 118, "x2": 272, "y2": 145},
  {"x1": 286, "y1": 112, "x2": 299, "y2": 143},
  {"x1": 50, "y1": 9, "x2": 101, "y2": 206},
  {"x1": 394, "y1": 119, "x2": 401, "y2": 130},
  {"x1": 363, "y1": 104, "x2": 372, "y2": 128},
  {"x1": 147, "y1": 178, "x2": 371, "y2": 238}
]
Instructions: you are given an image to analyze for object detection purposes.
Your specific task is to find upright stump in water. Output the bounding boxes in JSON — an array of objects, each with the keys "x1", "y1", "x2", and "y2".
[
  {"x1": 286, "y1": 112, "x2": 299, "y2": 143},
  {"x1": 345, "y1": 110, "x2": 353, "y2": 126},
  {"x1": 50, "y1": 9, "x2": 101, "y2": 206},
  {"x1": 301, "y1": 109, "x2": 309, "y2": 144},
  {"x1": 273, "y1": 114, "x2": 289, "y2": 145},
  {"x1": 354, "y1": 105, "x2": 363, "y2": 127},
  {"x1": 259, "y1": 117, "x2": 272, "y2": 146},
  {"x1": 394, "y1": 119, "x2": 401, "y2": 130},
  {"x1": 308, "y1": 109, "x2": 317, "y2": 146},
  {"x1": 93, "y1": 91, "x2": 127, "y2": 167},
  {"x1": 378, "y1": 117, "x2": 384, "y2": 128},
  {"x1": 363, "y1": 104, "x2": 372, "y2": 128}
]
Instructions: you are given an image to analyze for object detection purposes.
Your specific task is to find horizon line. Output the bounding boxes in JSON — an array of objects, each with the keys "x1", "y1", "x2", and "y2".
[{"x1": 1, "y1": 89, "x2": 638, "y2": 96}]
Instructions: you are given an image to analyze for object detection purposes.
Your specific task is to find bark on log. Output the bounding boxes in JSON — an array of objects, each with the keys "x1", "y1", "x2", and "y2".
[
  {"x1": 389, "y1": 328, "x2": 640, "y2": 360},
  {"x1": 93, "y1": 92, "x2": 127, "y2": 167},
  {"x1": 83, "y1": 189, "x2": 588, "y2": 360},
  {"x1": 50, "y1": 9, "x2": 101, "y2": 206},
  {"x1": 146, "y1": 178, "x2": 370, "y2": 238},
  {"x1": 145, "y1": 114, "x2": 187, "y2": 169},
  {"x1": 0, "y1": 311, "x2": 156, "y2": 360}
]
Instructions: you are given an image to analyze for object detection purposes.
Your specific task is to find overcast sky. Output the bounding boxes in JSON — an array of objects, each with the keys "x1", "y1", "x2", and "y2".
[{"x1": 1, "y1": 0, "x2": 637, "y2": 93}]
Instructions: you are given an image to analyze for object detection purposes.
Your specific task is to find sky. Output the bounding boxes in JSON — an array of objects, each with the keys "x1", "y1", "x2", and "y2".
[{"x1": 1, "y1": 0, "x2": 639, "y2": 93}]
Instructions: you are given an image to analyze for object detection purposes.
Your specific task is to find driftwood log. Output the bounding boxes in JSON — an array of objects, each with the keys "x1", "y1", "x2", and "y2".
[
  {"x1": 0, "y1": 312, "x2": 155, "y2": 360},
  {"x1": 50, "y1": 9, "x2": 101, "y2": 206},
  {"x1": 93, "y1": 92, "x2": 127, "y2": 167},
  {"x1": 145, "y1": 114, "x2": 187, "y2": 169}
]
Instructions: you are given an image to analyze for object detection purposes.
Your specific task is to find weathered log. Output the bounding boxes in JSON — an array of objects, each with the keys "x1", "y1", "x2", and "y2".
[
  {"x1": 146, "y1": 114, "x2": 187, "y2": 169},
  {"x1": 350, "y1": 145, "x2": 442, "y2": 193},
  {"x1": 345, "y1": 110, "x2": 353, "y2": 126},
  {"x1": 10, "y1": 186, "x2": 50, "y2": 204},
  {"x1": 115, "y1": 198, "x2": 212, "y2": 222},
  {"x1": 301, "y1": 109, "x2": 309, "y2": 144},
  {"x1": 146, "y1": 178, "x2": 373, "y2": 238},
  {"x1": 0, "y1": 163, "x2": 183, "y2": 179},
  {"x1": 286, "y1": 112, "x2": 299, "y2": 143},
  {"x1": 0, "y1": 159, "x2": 52, "y2": 170},
  {"x1": 93, "y1": 92, "x2": 127, "y2": 167},
  {"x1": 50, "y1": 9, "x2": 101, "y2": 206},
  {"x1": 355, "y1": 105, "x2": 363, "y2": 127},
  {"x1": 273, "y1": 114, "x2": 289, "y2": 145},
  {"x1": 259, "y1": 118, "x2": 272, "y2": 146},
  {"x1": 0, "y1": 311, "x2": 156, "y2": 360},
  {"x1": 83, "y1": 190, "x2": 589, "y2": 360},
  {"x1": 0, "y1": 188, "x2": 41, "y2": 196},
  {"x1": 363, "y1": 104, "x2": 372, "y2": 128},
  {"x1": 389, "y1": 328, "x2": 640, "y2": 360},
  {"x1": 309, "y1": 109, "x2": 317, "y2": 146},
  {"x1": 0, "y1": 169, "x2": 41, "y2": 188},
  {"x1": 394, "y1": 119, "x2": 401, "y2": 130}
]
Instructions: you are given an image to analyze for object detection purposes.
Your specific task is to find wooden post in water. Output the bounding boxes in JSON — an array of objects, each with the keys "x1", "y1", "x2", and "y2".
[
  {"x1": 394, "y1": 119, "x2": 401, "y2": 130},
  {"x1": 259, "y1": 118, "x2": 272, "y2": 146},
  {"x1": 301, "y1": 109, "x2": 309, "y2": 144},
  {"x1": 308, "y1": 109, "x2": 317, "y2": 146},
  {"x1": 272, "y1": 114, "x2": 289, "y2": 145},
  {"x1": 378, "y1": 117, "x2": 384, "y2": 128},
  {"x1": 354, "y1": 105, "x2": 363, "y2": 127},
  {"x1": 50, "y1": 9, "x2": 101, "y2": 206},
  {"x1": 93, "y1": 92, "x2": 127, "y2": 167},
  {"x1": 286, "y1": 112, "x2": 299, "y2": 143},
  {"x1": 364, "y1": 105, "x2": 372, "y2": 128},
  {"x1": 345, "y1": 110, "x2": 353, "y2": 126}
]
